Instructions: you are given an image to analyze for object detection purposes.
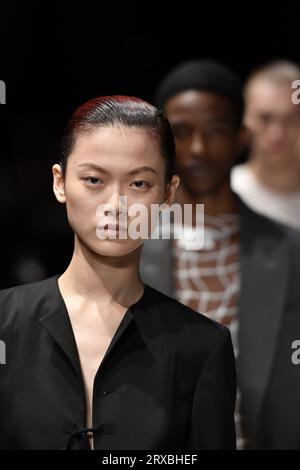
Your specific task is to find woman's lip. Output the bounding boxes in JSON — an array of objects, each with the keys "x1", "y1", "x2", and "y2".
[
  {"x1": 104, "y1": 225, "x2": 127, "y2": 230},
  {"x1": 97, "y1": 224, "x2": 128, "y2": 232}
]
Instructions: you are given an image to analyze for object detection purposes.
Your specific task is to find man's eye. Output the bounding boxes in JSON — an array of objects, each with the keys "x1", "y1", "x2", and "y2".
[
  {"x1": 130, "y1": 180, "x2": 150, "y2": 189},
  {"x1": 204, "y1": 126, "x2": 229, "y2": 136},
  {"x1": 259, "y1": 114, "x2": 272, "y2": 125},
  {"x1": 171, "y1": 125, "x2": 191, "y2": 139}
]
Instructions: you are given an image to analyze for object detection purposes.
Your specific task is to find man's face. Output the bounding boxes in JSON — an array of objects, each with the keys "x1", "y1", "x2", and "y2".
[
  {"x1": 245, "y1": 79, "x2": 300, "y2": 167},
  {"x1": 53, "y1": 126, "x2": 178, "y2": 258},
  {"x1": 164, "y1": 90, "x2": 240, "y2": 197}
]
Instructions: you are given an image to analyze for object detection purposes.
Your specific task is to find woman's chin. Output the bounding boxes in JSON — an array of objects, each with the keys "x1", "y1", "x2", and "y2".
[{"x1": 91, "y1": 239, "x2": 143, "y2": 258}]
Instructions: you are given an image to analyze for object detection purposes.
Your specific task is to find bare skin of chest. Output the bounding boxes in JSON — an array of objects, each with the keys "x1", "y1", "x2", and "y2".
[{"x1": 65, "y1": 300, "x2": 127, "y2": 448}]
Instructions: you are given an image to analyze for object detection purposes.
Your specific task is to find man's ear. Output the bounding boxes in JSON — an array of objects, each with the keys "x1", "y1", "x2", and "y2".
[
  {"x1": 52, "y1": 164, "x2": 66, "y2": 203},
  {"x1": 164, "y1": 175, "x2": 180, "y2": 206}
]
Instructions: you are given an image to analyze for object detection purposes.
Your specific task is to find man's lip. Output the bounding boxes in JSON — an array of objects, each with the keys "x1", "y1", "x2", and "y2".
[{"x1": 184, "y1": 166, "x2": 213, "y2": 175}]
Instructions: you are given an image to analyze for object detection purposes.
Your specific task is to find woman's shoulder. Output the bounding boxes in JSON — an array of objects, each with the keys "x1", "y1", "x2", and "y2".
[
  {"x1": 143, "y1": 283, "x2": 229, "y2": 343},
  {"x1": 0, "y1": 275, "x2": 58, "y2": 327},
  {"x1": 141, "y1": 284, "x2": 233, "y2": 367}
]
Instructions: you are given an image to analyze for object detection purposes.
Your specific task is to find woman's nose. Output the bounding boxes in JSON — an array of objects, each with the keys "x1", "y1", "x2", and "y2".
[{"x1": 103, "y1": 193, "x2": 127, "y2": 217}]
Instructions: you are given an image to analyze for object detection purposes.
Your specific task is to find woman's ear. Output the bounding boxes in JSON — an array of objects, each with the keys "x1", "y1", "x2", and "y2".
[
  {"x1": 164, "y1": 174, "x2": 180, "y2": 206},
  {"x1": 52, "y1": 164, "x2": 66, "y2": 203}
]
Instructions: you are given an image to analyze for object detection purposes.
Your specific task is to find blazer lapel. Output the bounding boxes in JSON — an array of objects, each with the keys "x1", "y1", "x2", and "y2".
[{"x1": 37, "y1": 276, "x2": 83, "y2": 380}]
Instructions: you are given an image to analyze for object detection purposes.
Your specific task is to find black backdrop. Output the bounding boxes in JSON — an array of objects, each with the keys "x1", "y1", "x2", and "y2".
[{"x1": 1, "y1": 2, "x2": 300, "y2": 288}]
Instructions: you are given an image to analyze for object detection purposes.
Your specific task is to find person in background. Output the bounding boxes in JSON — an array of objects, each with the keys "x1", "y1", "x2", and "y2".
[
  {"x1": 140, "y1": 60, "x2": 300, "y2": 449},
  {"x1": 231, "y1": 60, "x2": 300, "y2": 229}
]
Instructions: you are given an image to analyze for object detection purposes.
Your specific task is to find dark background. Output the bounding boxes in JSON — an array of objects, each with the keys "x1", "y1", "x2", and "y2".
[{"x1": 1, "y1": 2, "x2": 300, "y2": 288}]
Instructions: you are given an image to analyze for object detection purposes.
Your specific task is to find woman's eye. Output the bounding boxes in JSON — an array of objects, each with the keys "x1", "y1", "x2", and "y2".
[
  {"x1": 131, "y1": 180, "x2": 149, "y2": 189},
  {"x1": 84, "y1": 177, "x2": 103, "y2": 185}
]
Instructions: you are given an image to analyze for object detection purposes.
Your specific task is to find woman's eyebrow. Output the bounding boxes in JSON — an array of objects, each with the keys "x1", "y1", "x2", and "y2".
[
  {"x1": 127, "y1": 166, "x2": 157, "y2": 176},
  {"x1": 77, "y1": 162, "x2": 110, "y2": 173},
  {"x1": 77, "y1": 162, "x2": 157, "y2": 175}
]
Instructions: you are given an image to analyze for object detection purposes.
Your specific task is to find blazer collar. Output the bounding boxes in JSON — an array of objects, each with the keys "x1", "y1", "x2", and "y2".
[{"x1": 37, "y1": 275, "x2": 153, "y2": 380}]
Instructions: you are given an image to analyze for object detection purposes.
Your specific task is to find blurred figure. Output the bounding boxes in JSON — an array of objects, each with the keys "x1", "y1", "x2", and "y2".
[
  {"x1": 231, "y1": 61, "x2": 300, "y2": 229},
  {"x1": 140, "y1": 60, "x2": 300, "y2": 449}
]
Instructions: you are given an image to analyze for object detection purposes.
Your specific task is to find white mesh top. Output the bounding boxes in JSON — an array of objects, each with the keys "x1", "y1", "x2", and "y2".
[{"x1": 173, "y1": 213, "x2": 246, "y2": 449}]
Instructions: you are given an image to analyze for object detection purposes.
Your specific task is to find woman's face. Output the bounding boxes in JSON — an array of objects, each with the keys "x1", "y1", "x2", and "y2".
[{"x1": 53, "y1": 126, "x2": 179, "y2": 258}]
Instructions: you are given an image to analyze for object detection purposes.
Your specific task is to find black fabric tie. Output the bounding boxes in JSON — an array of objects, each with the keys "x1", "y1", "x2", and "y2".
[{"x1": 63, "y1": 422, "x2": 115, "y2": 450}]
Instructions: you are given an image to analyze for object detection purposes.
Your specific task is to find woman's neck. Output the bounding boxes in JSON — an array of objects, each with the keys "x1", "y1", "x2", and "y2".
[{"x1": 58, "y1": 236, "x2": 144, "y2": 307}]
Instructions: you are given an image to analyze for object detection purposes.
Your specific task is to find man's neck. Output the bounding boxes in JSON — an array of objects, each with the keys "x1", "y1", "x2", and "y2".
[
  {"x1": 175, "y1": 182, "x2": 238, "y2": 221},
  {"x1": 249, "y1": 155, "x2": 300, "y2": 193},
  {"x1": 58, "y1": 236, "x2": 144, "y2": 308}
]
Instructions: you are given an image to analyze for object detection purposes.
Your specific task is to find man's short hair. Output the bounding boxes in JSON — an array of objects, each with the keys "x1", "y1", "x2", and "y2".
[{"x1": 155, "y1": 60, "x2": 244, "y2": 127}]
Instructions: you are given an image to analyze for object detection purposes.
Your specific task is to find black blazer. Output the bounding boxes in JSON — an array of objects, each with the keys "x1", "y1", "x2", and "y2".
[
  {"x1": 0, "y1": 275, "x2": 236, "y2": 450},
  {"x1": 141, "y1": 197, "x2": 300, "y2": 449}
]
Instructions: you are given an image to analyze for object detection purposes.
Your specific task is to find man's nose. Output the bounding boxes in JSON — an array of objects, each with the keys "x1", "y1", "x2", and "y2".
[
  {"x1": 190, "y1": 132, "x2": 206, "y2": 157},
  {"x1": 268, "y1": 122, "x2": 286, "y2": 142}
]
